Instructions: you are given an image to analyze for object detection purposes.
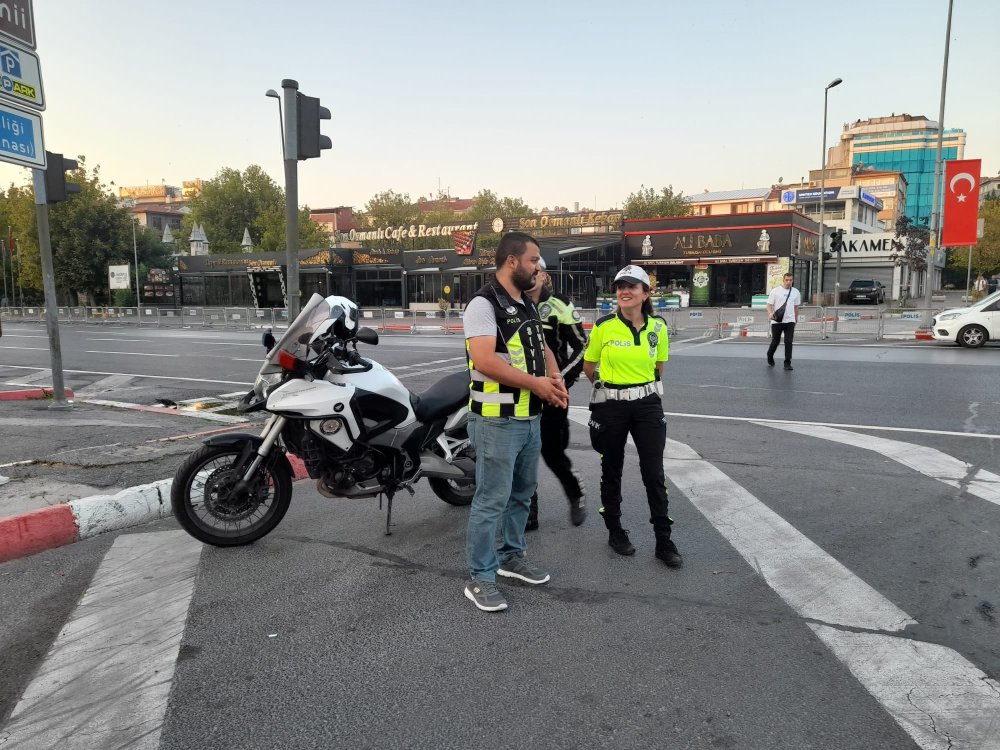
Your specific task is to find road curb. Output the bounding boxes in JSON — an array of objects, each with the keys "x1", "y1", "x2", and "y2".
[
  {"x1": 0, "y1": 457, "x2": 310, "y2": 563},
  {"x1": 0, "y1": 387, "x2": 76, "y2": 401}
]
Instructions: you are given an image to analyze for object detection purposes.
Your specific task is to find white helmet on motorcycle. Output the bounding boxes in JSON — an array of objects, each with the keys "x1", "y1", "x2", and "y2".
[{"x1": 324, "y1": 295, "x2": 359, "y2": 339}]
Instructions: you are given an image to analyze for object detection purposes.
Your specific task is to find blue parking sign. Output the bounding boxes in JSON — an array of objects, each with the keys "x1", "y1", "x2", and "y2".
[{"x1": 0, "y1": 101, "x2": 45, "y2": 168}]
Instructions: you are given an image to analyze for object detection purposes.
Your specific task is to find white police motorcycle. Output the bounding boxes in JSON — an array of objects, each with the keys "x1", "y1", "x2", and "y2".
[{"x1": 170, "y1": 294, "x2": 475, "y2": 546}]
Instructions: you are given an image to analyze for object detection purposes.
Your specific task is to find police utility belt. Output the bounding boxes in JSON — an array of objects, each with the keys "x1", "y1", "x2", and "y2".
[{"x1": 590, "y1": 380, "x2": 663, "y2": 404}]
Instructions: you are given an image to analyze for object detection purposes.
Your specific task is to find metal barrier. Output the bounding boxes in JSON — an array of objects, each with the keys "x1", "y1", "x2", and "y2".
[
  {"x1": 822, "y1": 306, "x2": 882, "y2": 338},
  {"x1": 0, "y1": 304, "x2": 941, "y2": 342},
  {"x1": 880, "y1": 307, "x2": 936, "y2": 340}
]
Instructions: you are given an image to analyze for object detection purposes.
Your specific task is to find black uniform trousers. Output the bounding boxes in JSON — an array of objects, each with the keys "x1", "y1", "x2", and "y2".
[
  {"x1": 767, "y1": 321, "x2": 796, "y2": 365},
  {"x1": 530, "y1": 403, "x2": 583, "y2": 510},
  {"x1": 588, "y1": 393, "x2": 672, "y2": 537}
]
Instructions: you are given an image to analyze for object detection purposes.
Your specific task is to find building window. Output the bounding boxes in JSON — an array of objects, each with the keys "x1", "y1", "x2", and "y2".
[{"x1": 754, "y1": 203, "x2": 763, "y2": 212}]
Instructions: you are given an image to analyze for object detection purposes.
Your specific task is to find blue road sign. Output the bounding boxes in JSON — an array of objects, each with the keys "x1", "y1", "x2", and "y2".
[
  {"x1": 0, "y1": 100, "x2": 45, "y2": 168},
  {"x1": 0, "y1": 41, "x2": 43, "y2": 109}
]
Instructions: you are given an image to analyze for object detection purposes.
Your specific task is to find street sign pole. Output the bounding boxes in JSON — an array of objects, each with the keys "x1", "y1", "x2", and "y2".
[{"x1": 30, "y1": 168, "x2": 71, "y2": 409}]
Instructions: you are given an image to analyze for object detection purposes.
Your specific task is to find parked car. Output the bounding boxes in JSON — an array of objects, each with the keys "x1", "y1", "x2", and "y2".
[
  {"x1": 931, "y1": 289, "x2": 1000, "y2": 348},
  {"x1": 847, "y1": 279, "x2": 886, "y2": 304}
]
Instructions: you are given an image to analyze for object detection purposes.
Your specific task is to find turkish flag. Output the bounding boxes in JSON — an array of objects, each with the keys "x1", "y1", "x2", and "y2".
[{"x1": 942, "y1": 159, "x2": 981, "y2": 246}]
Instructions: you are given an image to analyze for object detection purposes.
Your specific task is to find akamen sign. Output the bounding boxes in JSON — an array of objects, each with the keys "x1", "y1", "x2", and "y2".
[{"x1": 841, "y1": 232, "x2": 897, "y2": 256}]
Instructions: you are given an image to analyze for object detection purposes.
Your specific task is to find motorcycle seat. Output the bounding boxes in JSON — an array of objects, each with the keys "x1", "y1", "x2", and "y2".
[{"x1": 410, "y1": 370, "x2": 470, "y2": 423}]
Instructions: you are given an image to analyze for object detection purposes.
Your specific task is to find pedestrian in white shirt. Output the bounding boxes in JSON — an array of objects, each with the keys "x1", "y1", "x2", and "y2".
[{"x1": 765, "y1": 273, "x2": 802, "y2": 371}]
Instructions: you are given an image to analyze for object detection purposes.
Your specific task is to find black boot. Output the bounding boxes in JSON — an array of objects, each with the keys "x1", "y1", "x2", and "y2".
[
  {"x1": 568, "y1": 496, "x2": 586, "y2": 526},
  {"x1": 608, "y1": 528, "x2": 635, "y2": 556},
  {"x1": 526, "y1": 494, "x2": 539, "y2": 532},
  {"x1": 655, "y1": 538, "x2": 683, "y2": 568}
]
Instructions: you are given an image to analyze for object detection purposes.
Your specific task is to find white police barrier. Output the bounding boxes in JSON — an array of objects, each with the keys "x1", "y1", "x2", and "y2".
[
  {"x1": 881, "y1": 308, "x2": 937, "y2": 340},
  {"x1": 0, "y1": 305, "x2": 941, "y2": 343},
  {"x1": 822, "y1": 306, "x2": 882, "y2": 338}
]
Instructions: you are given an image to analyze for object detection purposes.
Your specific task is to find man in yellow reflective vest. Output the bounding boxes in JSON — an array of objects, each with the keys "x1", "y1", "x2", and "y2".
[
  {"x1": 525, "y1": 262, "x2": 587, "y2": 530},
  {"x1": 462, "y1": 232, "x2": 568, "y2": 612}
]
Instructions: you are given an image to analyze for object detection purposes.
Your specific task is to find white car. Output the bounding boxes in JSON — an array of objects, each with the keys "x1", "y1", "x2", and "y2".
[{"x1": 931, "y1": 289, "x2": 1000, "y2": 348}]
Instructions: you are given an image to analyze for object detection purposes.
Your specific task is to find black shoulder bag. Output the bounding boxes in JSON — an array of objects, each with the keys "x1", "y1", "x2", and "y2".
[{"x1": 773, "y1": 287, "x2": 792, "y2": 323}]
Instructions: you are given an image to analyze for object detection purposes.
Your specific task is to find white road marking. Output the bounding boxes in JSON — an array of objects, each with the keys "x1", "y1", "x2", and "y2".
[
  {"x1": 0, "y1": 531, "x2": 202, "y2": 749},
  {"x1": 655, "y1": 409, "x2": 1000, "y2": 441},
  {"x1": 392, "y1": 356, "x2": 467, "y2": 371},
  {"x1": 763, "y1": 423, "x2": 1000, "y2": 507},
  {"x1": 74, "y1": 373, "x2": 136, "y2": 396},
  {"x1": 4, "y1": 368, "x2": 52, "y2": 385},
  {"x1": 0, "y1": 334, "x2": 48, "y2": 338},
  {"x1": 670, "y1": 337, "x2": 723, "y2": 350},
  {"x1": 566, "y1": 411, "x2": 1000, "y2": 747},
  {"x1": 0, "y1": 345, "x2": 49, "y2": 351},
  {"x1": 0, "y1": 365, "x2": 251, "y2": 386},
  {"x1": 672, "y1": 382, "x2": 846, "y2": 396},
  {"x1": 396, "y1": 364, "x2": 465, "y2": 378},
  {"x1": 86, "y1": 338, "x2": 156, "y2": 343},
  {"x1": 84, "y1": 350, "x2": 178, "y2": 357}
]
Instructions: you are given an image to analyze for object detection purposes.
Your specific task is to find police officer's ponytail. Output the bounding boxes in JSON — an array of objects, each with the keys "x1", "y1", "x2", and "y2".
[{"x1": 641, "y1": 285, "x2": 654, "y2": 317}]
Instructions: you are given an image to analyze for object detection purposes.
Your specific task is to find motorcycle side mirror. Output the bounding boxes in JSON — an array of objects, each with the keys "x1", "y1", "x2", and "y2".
[
  {"x1": 356, "y1": 327, "x2": 379, "y2": 345},
  {"x1": 262, "y1": 329, "x2": 276, "y2": 353}
]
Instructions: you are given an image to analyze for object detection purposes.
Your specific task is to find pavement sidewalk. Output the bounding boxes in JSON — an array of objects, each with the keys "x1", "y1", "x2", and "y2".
[{"x1": 0, "y1": 393, "x2": 307, "y2": 563}]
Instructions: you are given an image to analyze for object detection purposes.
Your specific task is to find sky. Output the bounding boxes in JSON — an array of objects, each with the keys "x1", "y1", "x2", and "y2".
[{"x1": 2, "y1": 0, "x2": 998, "y2": 214}]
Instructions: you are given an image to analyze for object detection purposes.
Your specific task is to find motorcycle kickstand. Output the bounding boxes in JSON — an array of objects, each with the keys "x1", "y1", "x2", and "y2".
[
  {"x1": 381, "y1": 484, "x2": 415, "y2": 536},
  {"x1": 383, "y1": 489, "x2": 395, "y2": 536}
]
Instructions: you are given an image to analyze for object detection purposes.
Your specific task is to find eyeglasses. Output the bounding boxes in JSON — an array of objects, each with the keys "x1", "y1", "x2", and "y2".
[{"x1": 613, "y1": 281, "x2": 643, "y2": 291}]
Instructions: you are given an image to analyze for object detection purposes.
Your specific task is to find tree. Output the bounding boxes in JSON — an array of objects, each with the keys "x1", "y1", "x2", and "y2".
[
  {"x1": 890, "y1": 215, "x2": 929, "y2": 303},
  {"x1": 945, "y1": 198, "x2": 1000, "y2": 281},
  {"x1": 357, "y1": 189, "x2": 418, "y2": 229},
  {"x1": 464, "y1": 189, "x2": 534, "y2": 221},
  {"x1": 622, "y1": 185, "x2": 690, "y2": 219},
  {"x1": 181, "y1": 165, "x2": 328, "y2": 254},
  {"x1": 5, "y1": 158, "x2": 173, "y2": 306}
]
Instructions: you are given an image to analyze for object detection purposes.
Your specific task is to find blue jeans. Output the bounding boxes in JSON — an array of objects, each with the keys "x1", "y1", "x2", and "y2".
[{"x1": 465, "y1": 412, "x2": 541, "y2": 582}]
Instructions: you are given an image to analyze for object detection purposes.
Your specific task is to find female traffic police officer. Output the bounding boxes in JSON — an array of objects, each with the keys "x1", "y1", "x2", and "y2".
[{"x1": 582, "y1": 265, "x2": 682, "y2": 568}]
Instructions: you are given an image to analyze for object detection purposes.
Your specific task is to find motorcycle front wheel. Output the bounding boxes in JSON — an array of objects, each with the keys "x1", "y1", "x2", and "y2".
[{"x1": 171, "y1": 444, "x2": 292, "y2": 546}]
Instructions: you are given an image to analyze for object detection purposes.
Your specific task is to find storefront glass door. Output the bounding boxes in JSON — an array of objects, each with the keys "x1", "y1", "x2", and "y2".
[{"x1": 711, "y1": 264, "x2": 766, "y2": 306}]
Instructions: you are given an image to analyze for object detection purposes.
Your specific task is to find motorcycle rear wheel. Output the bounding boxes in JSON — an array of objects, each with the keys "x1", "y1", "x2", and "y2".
[
  {"x1": 171, "y1": 444, "x2": 292, "y2": 546},
  {"x1": 428, "y1": 475, "x2": 475, "y2": 506}
]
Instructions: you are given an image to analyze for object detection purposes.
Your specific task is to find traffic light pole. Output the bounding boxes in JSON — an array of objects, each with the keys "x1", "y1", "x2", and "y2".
[
  {"x1": 281, "y1": 79, "x2": 300, "y2": 321},
  {"x1": 831, "y1": 229, "x2": 841, "y2": 333},
  {"x1": 31, "y1": 169, "x2": 72, "y2": 410}
]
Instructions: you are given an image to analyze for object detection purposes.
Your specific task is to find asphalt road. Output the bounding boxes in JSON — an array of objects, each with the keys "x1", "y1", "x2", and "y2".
[{"x1": 1, "y1": 324, "x2": 998, "y2": 748}]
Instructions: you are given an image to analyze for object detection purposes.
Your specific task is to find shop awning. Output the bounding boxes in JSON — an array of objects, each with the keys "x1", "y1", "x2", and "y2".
[
  {"x1": 700, "y1": 255, "x2": 777, "y2": 264},
  {"x1": 636, "y1": 255, "x2": 778, "y2": 266}
]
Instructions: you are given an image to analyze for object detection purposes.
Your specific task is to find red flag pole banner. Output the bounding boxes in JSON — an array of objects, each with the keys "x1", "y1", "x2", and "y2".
[
  {"x1": 452, "y1": 229, "x2": 476, "y2": 256},
  {"x1": 942, "y1": 159, "x2": 982, "y2": 246}
]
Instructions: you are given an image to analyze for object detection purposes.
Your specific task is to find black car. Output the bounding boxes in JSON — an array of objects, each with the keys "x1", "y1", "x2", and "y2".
[{"x1": 847, "y1": 279, "x2": 886, "y2": 305}]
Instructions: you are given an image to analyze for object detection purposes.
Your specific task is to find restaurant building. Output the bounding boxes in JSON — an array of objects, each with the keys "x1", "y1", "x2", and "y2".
[
  {"x1": 169, "y1": 210, "x2": 835, "y2": 310},
  {"x1": 623, "y1": 212, "x2": 820, "y2": 306}
]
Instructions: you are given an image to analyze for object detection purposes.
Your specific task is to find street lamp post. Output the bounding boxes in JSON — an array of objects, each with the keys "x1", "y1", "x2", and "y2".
[
  {"x1": 2, "y1": 228, "x2": 8, "y2": 308},
  {"x1": 132, "y1": 217, "x2": 142, "y2": 323},
  {"x1": 924, "y1": 0, "x2": 955, "y2": 320},
  {"x1": 817, "y1": 77, "x2": 842, "y2": 307}
]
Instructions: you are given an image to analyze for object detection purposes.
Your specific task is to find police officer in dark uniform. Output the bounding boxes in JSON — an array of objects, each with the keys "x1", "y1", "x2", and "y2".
[
  {"x1": 525, "y1": 261, "x2": 588, "y2": 530},
  {"x1": 582, "y1": 265, "x2": 682, "y2": 568}
]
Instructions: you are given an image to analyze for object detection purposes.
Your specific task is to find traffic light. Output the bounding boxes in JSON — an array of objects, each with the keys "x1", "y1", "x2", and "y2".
[
  {"x1": 296, "y1": 93, "x2": 332, "y2": 160},
  {"x1": 829, "y1": 228, "x2": 845, "y2": 254},
  {"x1": 43, "y1": 151, "x2": 81, "y2": 204}
]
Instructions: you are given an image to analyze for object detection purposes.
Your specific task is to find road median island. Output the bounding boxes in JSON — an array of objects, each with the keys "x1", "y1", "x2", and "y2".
[{"x1": 0, "y1": 457, "x2": 311, "y2": 563}]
